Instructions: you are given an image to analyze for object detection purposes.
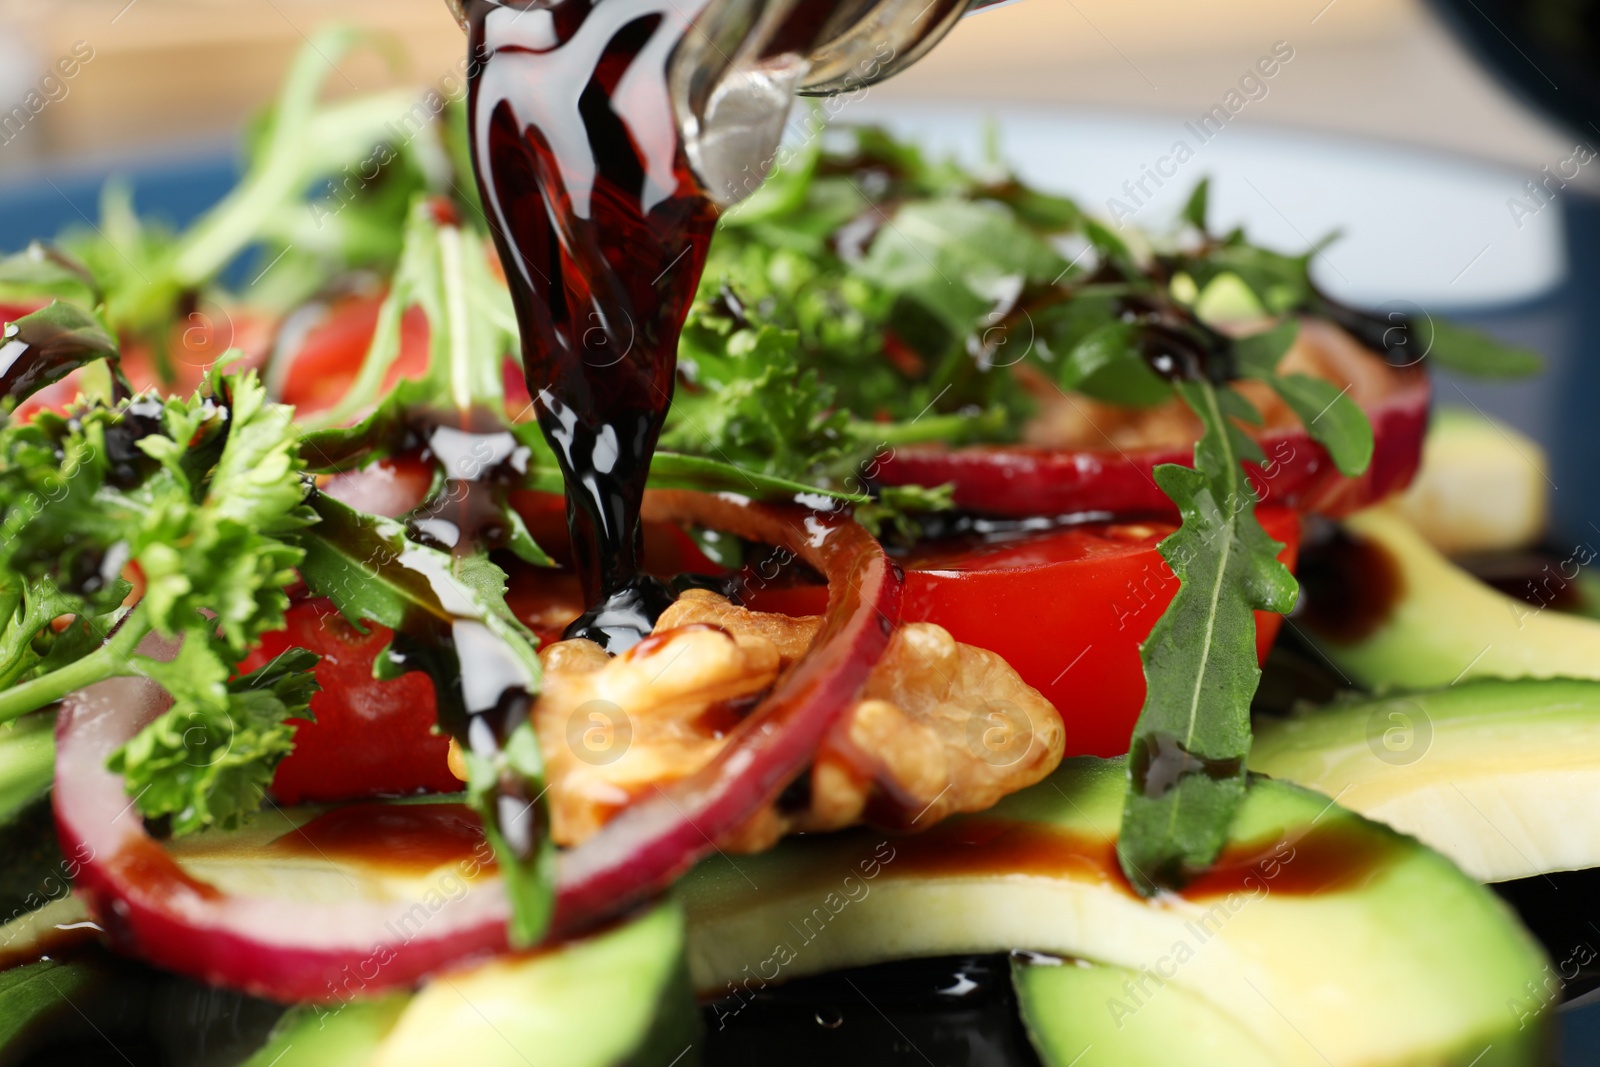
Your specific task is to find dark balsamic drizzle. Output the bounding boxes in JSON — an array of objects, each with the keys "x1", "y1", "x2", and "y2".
[
  {"x1": 463, "y1": 0, "x2": 721, "y2": 653},
  {"x1": 402, "y1": 407, "x2": 533, "y2": 556},
  {"x1": 1310, "y1": 289, "x2": 1429, "y2": 370},
  {"x1": 308, "y1": 491, "x2": 545, "y2": 862},
  {"x1": 1292, "y1": 516, "x2": 1405, "y2": 644},
  {"x1": 1113, "y1": 292, "x2": 1236, "y2": 385},
  {"x1": 1130, "y1": 730, "x2": 1244, "y2": 801},
  {"x1": 97, "y1": 395, "x2": 168, "y2": 489}
]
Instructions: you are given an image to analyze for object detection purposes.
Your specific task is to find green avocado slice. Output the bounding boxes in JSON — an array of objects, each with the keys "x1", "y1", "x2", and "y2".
[
  {"x1": 239, "y1": 996, "x2": 411, "y2": 1067},
  {"x1": 1013, "y1": 956, "x2": 1279, "y2": 1067},
  {"x1": 677, "y1": 757, "x2": 1549, "y2": 1066},
  {"x1": 368, "y1": 901, "x2": 698, "y2": 1067},
  {"x1": 1303, "y1": 505, "x2": 1600, "y2": 690},
  {"x1": 238, "y1": 902, "x2": 697, "y2": 1067},
  {"x1": 1251, "y1": 678, "x2": 1600, "y2": 883}
]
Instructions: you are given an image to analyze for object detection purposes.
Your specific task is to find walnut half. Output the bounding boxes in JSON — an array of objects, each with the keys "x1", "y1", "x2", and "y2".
[{"x1": 462, "y1": 590, "x2": 1065, "y2": 851}]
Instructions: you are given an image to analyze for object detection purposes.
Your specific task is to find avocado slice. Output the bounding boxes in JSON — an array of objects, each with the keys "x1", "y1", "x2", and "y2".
[
  {"x1": 1301, "y1": 505, "x2": 1600, "y2": 689},
  {"x1": 1394, "y1": 407, "x2": 1550, "y2": 556},
  {"x1": 1251, "y1": 678, "x2": 1600, "y2": 882},
  {"x1": 677, "y1": 757, "x2": 1549, "y2": 1066},
  {"x1": 240, "y1": 996, "x2": 411, "y2": 1067},
  {"x1": 1013, "y1": 956, "x2": 1277, "y2": 1066},
  {"x1": 0, "y1": 713, "x2": 54, "y2": 827},
  {"x1": 369, "y1": 901, "x2": 698, "y2": 1067}
]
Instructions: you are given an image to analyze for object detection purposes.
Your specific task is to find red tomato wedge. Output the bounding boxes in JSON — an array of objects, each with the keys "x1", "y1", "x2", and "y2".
[
  {"x1": 278, "y1": 293, "x2": 533, "y2": 417},
  {"x1": 248, "y1": 489, "x2": 722, "y2": 804},
  {"x1": 239, "y1": 599, "x2": 461, "y2": 806},
  {"x1": 277, "y1": 297, "x2": 430, "y2": 416},
  {"x1": 747, "y1": 506, "x2": 1301, "y2": 758}
]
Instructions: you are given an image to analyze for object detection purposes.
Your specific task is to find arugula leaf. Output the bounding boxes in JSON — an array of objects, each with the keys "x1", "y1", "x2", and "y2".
[
  {"x1": 1230, "y1": 319, "x2": 1298, "y2": 378},
  {"x1": 314, "y1": 197, "x2": 518, "y2": 426},
  {"x1": 296, "y1": 492, "x2": 555, "y2": 946},
  {"x1": 1232, "y1": 319, "x2": 1374, "y2": 478},
  {"x1": 49, "y1": 30, "x2": 453, "y2": 384},
  {"x1": 1420, "y1": 318, "x2": 1544, "y2": 378},
  {"x1": 1057, "y1": 321, "x2": 1174, "y2": 408},
  {"x1": 1180, "y1": 178, "x2": 1211, "y2": 232},
  {"x1": 859, "y1": 199, "x2": 1065, "y2": 333},
  {"x1": 0, "y1": 958, "x2": 107, "y2": 1050},
  {"x1": 170, "y1": 28, "x2": 432, "y2": 291},
  {"x1": 0, "y1": 242, "x2": 100, "y2": 309},
  {"x1": 1117, "y1": 379, "x2": 1299, "y2": 895},
  {"x1": 109, "y1": 646, "x2": 318, "y2": 835},
  {"x1": 1266, "y1": 374, "x2": 1373, "y2": 476}
]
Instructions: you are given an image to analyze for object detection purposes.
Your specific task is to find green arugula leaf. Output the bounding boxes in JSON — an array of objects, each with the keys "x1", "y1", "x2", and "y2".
[
  {"x1": 296, "y1": 491, "x2": 555, "y2": 946},
  {"x1": 858, "y1": 199, "x2": 1066, "y2": 335},
  {"x1": 1181, "y1": 178, "x2": 1211, "y2": 233},
  {"x1": 0, "y1": 242, "x2": 100, "y2": 308},
  {"x1": 0, "y1": 958, "x2": 107, "y2": 1050},
  {"x1": 1117, "y1": 378, "x2": 1299, "y2": 896},
  {"x1": 644, "y1": 453, "x2": 867, "y2": 505},
  {"x1": 1230, "y1": 318, "x2": 1373, "y2": 477},
  {"x1": 1267, "y1": 374, "x2": 1373, "y2": 477},
  {"x1": 1182, "y1": 244, "x2": 1314, "y2": 317},
  {"x1": 1231, "y1": 319, "x2": 1298, "y2": 378},
  {"x1": 109, "y1": 646, "x2": 319, "y2": 835},
  {"x1": 171, "y1": 28, "x2": 430, "y2": 290},
  {"x1": 315, "y1": 197, "x2": 518, "y2": 426},
  {"x1": 1420, "y1": 318, "x2": 1544, "y2": 378},
  {"x1": 1058, "y1": 321, "x2": 1174, "y2": 408}
]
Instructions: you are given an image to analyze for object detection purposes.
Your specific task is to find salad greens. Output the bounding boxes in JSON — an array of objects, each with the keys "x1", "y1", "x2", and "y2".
[
  {"x1": 0, "y1": 360, "x2": 316, "y2": 832},
  {"x1": 1117, "y1": 376, "x2": 1300, "y2": 891},
  {"x1": 0, "y1": 28, "x2": 1552, "y2": 939}
]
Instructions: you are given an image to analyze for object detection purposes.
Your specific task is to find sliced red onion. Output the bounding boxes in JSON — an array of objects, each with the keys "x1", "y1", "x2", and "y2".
[
  {"x1": 54, "y1": 645, "x2": 511, "y2": 1001},
  {"x1": 55, "y1": 492, "x2": 900, "y2": 1001},
  {"x1": 875, "y1": 370, "x2": 1430, "y2": 520},
  {"x1": 554, "y1": 491, "x2": 901, "y2": 926}
]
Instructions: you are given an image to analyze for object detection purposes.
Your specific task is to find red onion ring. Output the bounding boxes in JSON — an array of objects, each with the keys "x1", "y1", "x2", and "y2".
[
  {"x1": 875, "y1": 369, "x2": 1429, "y2": 520},
  {"x1": 55, "y1": 492, "x2": 900, "y2": 1001}
]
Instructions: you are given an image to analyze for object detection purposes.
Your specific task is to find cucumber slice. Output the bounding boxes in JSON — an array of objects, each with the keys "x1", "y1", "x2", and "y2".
[
  {"x1": 1252, "y1": 678, "x2": 1600, "y2": 882},
  {"x1": 678, "y1": 757, "x2": 1548, "y2": 1066},
  {"x1": 1012, "y1": 957, "x2": 1277, "y2": 1067},
  {"x1": 369, "y1": 901, "x2": 698, "y2": 1067}
]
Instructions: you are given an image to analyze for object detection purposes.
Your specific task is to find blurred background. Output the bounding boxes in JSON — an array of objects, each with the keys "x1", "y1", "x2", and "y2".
[{"x1": 0, "y1": 0, "x2": 1587, "y2": 179}]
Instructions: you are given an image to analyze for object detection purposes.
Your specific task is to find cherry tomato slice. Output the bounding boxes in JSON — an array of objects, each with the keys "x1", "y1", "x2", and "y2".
[
  {"x1": 241, "y1": 597, "x2": 460, "y2": 805},
  {"x1": 278, "y1": 290, "x2": 533, "y2": 418},
  {"x1": 278, "y1": 297, "x2": 430, "y2": 416},
  {"x1": 747, "y1": 507, "x2": 1301, "y2": 759}
]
